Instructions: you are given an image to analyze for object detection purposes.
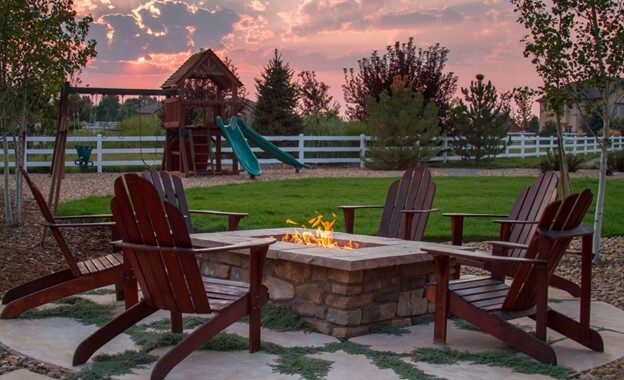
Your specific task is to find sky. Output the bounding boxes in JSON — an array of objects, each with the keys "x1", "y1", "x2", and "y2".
[{"x1": 73, "y1": 0, "x2": 542, "y2": 114}]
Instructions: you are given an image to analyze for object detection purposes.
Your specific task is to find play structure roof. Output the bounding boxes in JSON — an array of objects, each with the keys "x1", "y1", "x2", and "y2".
[{"x1": 161, "y1": 49, "x2": 243, "y2": 90}]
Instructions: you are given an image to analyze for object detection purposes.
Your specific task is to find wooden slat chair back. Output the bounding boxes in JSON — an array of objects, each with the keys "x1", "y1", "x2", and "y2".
[
  {"x1": 1, "y1": 169, "x2": 124, "y2": 319},
  {"x1": 424, "y1": 189, "x2": 604, "y2": 365},
  {"x1": 142, "y1": 167, "x2": 247, "y2": 233},
  {"x1": 500, "y1": 171, "x2": 558, "y2": 258},
  {"x1": 73, "y1": 174, "x2": 275, "y2": 380},
  {"x1": 340, "y1": 166, "x2": 436, "y2": 241}
]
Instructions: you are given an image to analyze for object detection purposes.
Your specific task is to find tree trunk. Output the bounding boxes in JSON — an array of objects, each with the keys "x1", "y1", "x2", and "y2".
[
  {"x1": 2, "y1": 134, "x2": 14, "y2": 225},
  {"x1": 555, "y1": 113, "x2": 572, "y2": 197}
]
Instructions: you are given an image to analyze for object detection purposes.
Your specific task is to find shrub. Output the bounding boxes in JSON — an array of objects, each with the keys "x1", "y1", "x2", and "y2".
[
  {"x1": 608, "y1": 150, "x2": 624, "y2": 172},
  {"x1": 537, "y1": 151, "x2": 579, "y2": 173}
]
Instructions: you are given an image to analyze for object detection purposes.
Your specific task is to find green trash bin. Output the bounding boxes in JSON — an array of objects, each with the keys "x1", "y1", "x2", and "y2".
[{"x1": 75, "y1": 145, "x2": 94, "y2": 167}]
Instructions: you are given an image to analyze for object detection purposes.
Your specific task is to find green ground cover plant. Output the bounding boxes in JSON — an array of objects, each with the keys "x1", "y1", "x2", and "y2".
[{"x1": 59, "y1": 176, "x2": 624, "y2": 241}]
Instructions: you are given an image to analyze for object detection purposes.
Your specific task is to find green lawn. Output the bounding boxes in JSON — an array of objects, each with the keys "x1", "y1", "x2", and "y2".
[{"x1": 58, "y1": 175, "x2": 624, "y2": 242}]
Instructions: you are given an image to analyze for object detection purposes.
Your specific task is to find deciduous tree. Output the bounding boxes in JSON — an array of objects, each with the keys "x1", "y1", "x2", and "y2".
[
  {"x1": 342, "y1": 38, "x2": 457, "y2": 133},
  {"x1": 0, "y1": 0, "x2": 96, "y2": 225},
  {"x1": 512, "y1": 0, "x2": 624, "y2": 260},
  {"x1": 512, "y1": 86, "x2": 536, "y2": 132},
  {"x1": 298, "y1": 70, "x2": 340, "y2": 120}
]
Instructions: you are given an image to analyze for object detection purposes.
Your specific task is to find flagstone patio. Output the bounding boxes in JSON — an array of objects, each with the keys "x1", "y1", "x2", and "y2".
[{"x1": 1, "y1": 284, "x2": 624, "y2": 380}]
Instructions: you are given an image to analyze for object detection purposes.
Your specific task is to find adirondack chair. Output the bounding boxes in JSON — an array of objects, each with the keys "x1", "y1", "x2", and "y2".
[
  {"x1": 423, "y1": 189, "x2": 604, "y2": 365},
  {"x1": 443, "y1": 172, "x2": 580, "y2": 296},
  {"x1": 1, "y1": 169, "x2": 126, "y2": 319},
  {"x1": 338, "y1": 166, "x2": 437, "y2": 241},
  {"x1": 73, "y1": 174, "x2": 275, "y2": 380},
  {"x1": 142, "y1": 167, "x2": 248, "y2": 233}
]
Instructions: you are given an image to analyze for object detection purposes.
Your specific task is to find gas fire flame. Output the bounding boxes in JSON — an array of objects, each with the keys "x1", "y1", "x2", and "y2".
[{"x1": 281, "y1": 213, "x2": 360, "y2": 250}]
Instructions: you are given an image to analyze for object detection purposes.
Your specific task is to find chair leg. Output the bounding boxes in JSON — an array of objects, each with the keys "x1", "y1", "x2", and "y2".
[
  {"x1": 73, "y1": 300, "x2": 157, "y2": 365},
  {"x1": 539, "y1": 310, "x2": 604, "y2": 352},
  {"x1": 2, "y1": 269, "x2": 76, "y2": 304},
  {"x1": 151, "y1": 296, "x2": 250, "y2": 380},
  {"x1": 452, "y1": 296, "x2": 557, "y2": 365},
  {"x1": 1, "y1": 269, "x2": 123, "y2": 319}
]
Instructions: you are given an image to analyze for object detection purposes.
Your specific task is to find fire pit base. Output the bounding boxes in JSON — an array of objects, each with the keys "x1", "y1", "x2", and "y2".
[{"x1": 193, "y1": 228, "x2": 451, "y2": 338}]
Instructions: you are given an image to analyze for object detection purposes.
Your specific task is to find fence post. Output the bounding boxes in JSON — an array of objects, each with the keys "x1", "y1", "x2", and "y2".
[
  {"x1": 298, "y1": 134, "x2": 305, "y2": 163},
  {"x1": 359, "y1": 134, "x2": 366, "y2": 169},
  {"x1": 442, "y1": 136, "x2": 448, "y2": 163},
  {"x1": 520, "y1": 134, "x2": 525, "y2": 158},
  {"x1": 96, "y1": 134, "x2": 103, "y2": 173},
  {"x1": 535, "y1": 136, "x2": 541, "y2": 157}
]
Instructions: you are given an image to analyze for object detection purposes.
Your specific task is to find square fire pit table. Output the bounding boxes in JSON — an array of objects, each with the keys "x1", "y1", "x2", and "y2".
[{"x1": 192, "y1": 228, "x2": 454, "y2": 338}]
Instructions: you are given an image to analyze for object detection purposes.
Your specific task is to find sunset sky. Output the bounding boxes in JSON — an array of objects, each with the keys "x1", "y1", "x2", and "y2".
[{"x1": 74, "y1": 0, "x2": 542, "y2": 113}]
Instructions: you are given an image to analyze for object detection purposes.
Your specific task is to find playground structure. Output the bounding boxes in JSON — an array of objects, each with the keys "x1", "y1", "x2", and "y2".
[
  {"x1": 49, "y1": 49, "x2": 306, "y2": 212},
  {"x1": 160, "y1": 49, "x2": 243, "y2": 177}
]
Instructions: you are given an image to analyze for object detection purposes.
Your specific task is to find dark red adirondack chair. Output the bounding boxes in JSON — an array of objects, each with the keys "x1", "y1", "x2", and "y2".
[
  {"x1": 142, "y1": 167, "x2": 248, "y2": 232},
  {"x1": 423, "y1": 189, "x2": 603, "y2": 365},
  {"x1": 1, "y1": 170, "x2": 126, "y2": 319},
  {"x1": 443, "y1": 172, "x2": 579, "y2": 296},
  {"x1": 73, "y1": 174, "x2": 275, "y2": 380},
  {"x1": 338, "y1": 166, "x2": 437, "y2": 241}
]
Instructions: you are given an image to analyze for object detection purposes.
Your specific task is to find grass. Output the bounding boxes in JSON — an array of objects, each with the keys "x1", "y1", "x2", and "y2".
[{"x1": 58, "y1": 176, "x2": 624, "y2": 241}]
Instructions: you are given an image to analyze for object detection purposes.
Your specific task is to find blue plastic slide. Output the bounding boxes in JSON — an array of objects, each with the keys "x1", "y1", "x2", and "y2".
[
  {"x1": 216, "y1": 116, "x2": 262, "y2": 177},
  {"x1": 236, "y1": 117, "x2": 309, "y2": 170}
]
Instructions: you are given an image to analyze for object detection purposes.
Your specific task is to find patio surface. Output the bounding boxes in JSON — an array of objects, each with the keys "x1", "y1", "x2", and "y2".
[{"x1": 1, "y1": 284, "x2": 624, "y2": 379}]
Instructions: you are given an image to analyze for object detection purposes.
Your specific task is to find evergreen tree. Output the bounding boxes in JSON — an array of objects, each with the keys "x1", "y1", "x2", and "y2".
[
  {"x1": 451, "y1": 74, "x2": 510, "y2": 163},
  {"x1": 253, "y1": 49, "x2": 302, "y2": 135},
  {"x1": 365, "y1": 76, "x2": 441, "y2": 170}
]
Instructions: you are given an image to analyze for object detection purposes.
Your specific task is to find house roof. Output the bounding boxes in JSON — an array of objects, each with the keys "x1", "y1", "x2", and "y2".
[{"x1": 161, "y1": 49, "x2": 243, "y2": 90}]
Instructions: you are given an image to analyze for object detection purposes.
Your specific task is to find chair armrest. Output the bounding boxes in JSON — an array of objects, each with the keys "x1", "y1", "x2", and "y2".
[
  {"x1": 538, "y1": 224, "x2": 593, "y2": 239},
  {"x1": 188, "y1": 209, "x2": 248, "y2": 217},
  {"x1": 188, "y1": 209, "x2": 249, "y2": 231},
  {"x1": 113, "y1": 237, "x2": 276, "y2": 256},
  {"x1": 492, "y1": 219, "x2": 538, "y2": 225},
  {"x1": 401, "y1": 208, "x2": 439, "y2": 215},
  {"x1": 338, "y1": 205, "x2": 384, "y2": 234},
  {"x1": 484, "y1": 240, "x2": 529, "y2": 251},
  {"x1": 338, "y1": 205, "x2": 384, "y2": 210},
  {"x1": 423, "y1": 245, "x2": 546, "y2": 267},
  {"x1": 443, "y1": 213, "x2": 509, "y2": 246},
  {"x1": 39, "y1": 220, "x2": 116, "y2": 229},
  {"x1": 443, "y1": 212, "x2": 508, "y2": 218}
]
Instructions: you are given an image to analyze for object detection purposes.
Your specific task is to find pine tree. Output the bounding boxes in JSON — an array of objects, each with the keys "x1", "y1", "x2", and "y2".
[
  {"x1": 365, "y1": 76, "x2": 441, "y2": 169},
  {"x1": 253, "y1": 49, "x2": 302, "y2": 135},
  {"x1": 451, "y1": 74, "x2": 510, "y2": 163}
]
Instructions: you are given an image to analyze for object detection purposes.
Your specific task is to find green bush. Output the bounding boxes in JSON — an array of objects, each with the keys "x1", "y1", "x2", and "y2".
[
  {"x1": 537, "y1": 151, "x2": 579, "y2": 173},
  {"x1": 608, "y1": 150, "x2": 624, "y2": 172}
]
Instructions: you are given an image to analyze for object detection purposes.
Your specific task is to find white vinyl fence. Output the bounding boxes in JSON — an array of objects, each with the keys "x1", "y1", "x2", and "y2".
[{"x1": 1, "y1": 133, "x2": 623, "y2": 172}]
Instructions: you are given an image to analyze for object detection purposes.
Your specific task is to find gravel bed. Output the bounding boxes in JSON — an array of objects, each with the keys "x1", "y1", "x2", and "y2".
[{"x1": 1, "y1": 166, "x2": 623, "y2": 378}]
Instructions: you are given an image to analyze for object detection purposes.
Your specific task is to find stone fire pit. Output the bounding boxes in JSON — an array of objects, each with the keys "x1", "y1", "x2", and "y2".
[{"x1": 192, "y1": 228, "x2": 445, "y2": 338}]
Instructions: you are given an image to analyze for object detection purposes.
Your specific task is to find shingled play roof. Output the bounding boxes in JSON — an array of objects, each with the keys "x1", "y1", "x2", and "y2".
[{"x1": 161, "y1": 49, "x2": 243, "y2": 90}]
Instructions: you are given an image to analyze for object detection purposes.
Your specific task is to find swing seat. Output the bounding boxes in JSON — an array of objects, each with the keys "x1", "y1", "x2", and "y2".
[{"x1": 75, "y1": 145, "x2": 93, "y2": 167}]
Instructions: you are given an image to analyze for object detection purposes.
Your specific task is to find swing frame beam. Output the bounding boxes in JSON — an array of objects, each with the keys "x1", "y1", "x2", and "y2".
[{"x1": 48, "y1": 82, "x2": 177, "y2": 219}]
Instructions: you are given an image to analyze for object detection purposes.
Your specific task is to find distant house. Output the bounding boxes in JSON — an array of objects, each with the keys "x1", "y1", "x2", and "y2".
[
  {"x1": 537, "y1": 80, "x2": 624, "y2": 133},
  {"x1": 136, "y1": 102, "x2": 163, "y2": 115}
]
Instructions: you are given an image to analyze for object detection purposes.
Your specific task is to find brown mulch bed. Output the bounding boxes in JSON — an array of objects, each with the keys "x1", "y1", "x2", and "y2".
[{"x1": 1, "y1": 168, "x2": 623, "y2": 378}]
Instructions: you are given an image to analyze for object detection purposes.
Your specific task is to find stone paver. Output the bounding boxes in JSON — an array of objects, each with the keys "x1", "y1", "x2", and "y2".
[
  {"x1": 2, "y1": 292, "x2": 624, "y2": 379},
  {"x1": 0, "y1": 369, "x2": 53, "y2": 380}
]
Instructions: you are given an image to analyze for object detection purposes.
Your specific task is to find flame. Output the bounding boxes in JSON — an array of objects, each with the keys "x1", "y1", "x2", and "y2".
[{"x1": 282, "y1": 212, "x2": 359, "y2": 250}]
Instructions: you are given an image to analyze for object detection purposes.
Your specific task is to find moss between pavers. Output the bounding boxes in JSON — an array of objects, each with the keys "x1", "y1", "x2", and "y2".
[{"x1": 17, "y1": 297, "x2": 575, "y2": 380}]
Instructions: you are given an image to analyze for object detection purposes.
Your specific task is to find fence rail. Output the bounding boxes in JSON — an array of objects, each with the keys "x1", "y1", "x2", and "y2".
[{"x1": 1, "y1": 134, "x2": 623, "y2": 172}]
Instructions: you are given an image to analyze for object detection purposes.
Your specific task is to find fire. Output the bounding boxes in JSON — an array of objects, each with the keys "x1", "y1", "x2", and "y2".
[{"x1": 281, "y1": 213, "x2": 360, "y2": 250}]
